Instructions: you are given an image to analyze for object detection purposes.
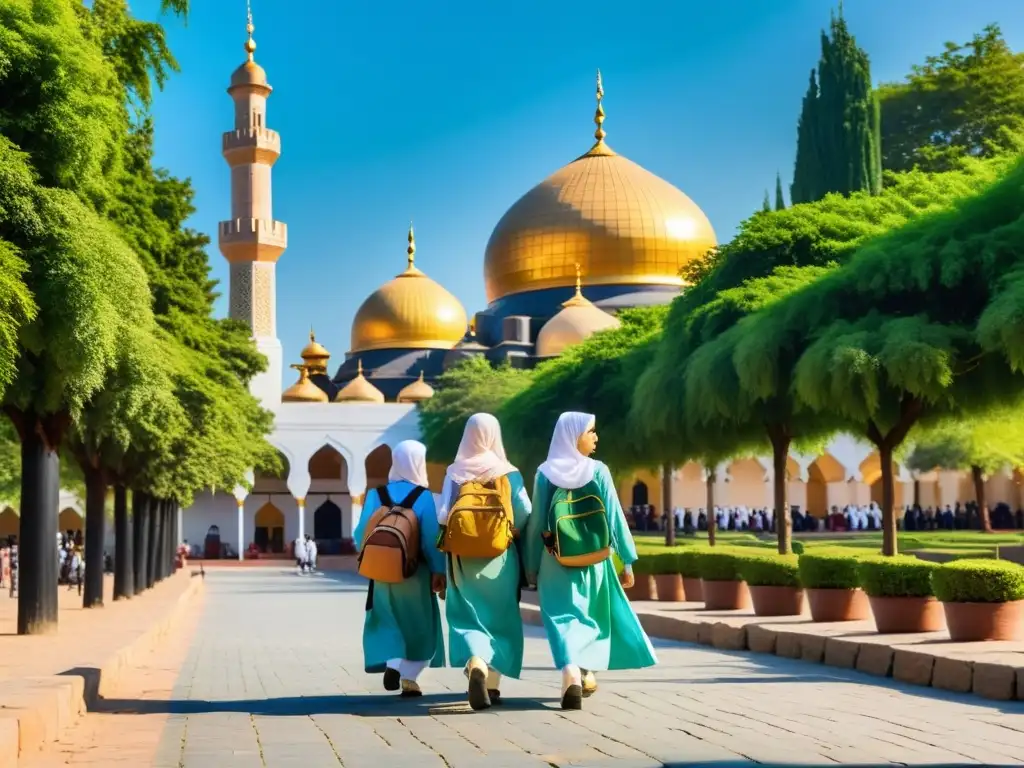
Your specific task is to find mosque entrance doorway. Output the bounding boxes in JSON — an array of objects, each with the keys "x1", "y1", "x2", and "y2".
[
  {"x1": 314, "y1": 500, "x2": 343, "y2": 552},
  {"x1": 0, "y1": 507, "x2": 17, "y2": 540},
  {"x1": 631, "y1": 480, "x2": 648, "y2": 507},
  {"x1": 255, "y1": 502, "x2": 285, "y2": 553}
]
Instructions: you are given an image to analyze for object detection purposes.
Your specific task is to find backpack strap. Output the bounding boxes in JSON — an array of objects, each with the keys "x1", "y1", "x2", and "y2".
[
  {"x1": 377, "y1": 486, "x2": 393, "y2": 508},
  {"x1": 400, "y1": 485, "x2": 428, "y2": 509}
]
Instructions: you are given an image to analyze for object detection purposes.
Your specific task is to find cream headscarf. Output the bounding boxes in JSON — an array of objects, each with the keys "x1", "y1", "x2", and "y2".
[
  {"x1": 537, "y1": 412, "x2": 598, "y2": 490},
  {"x1": 438, "y1": 413, "x2": 517, "y2": 523},
  {"x1": 388, "y1": 440, "x2": 430, "y2": 488}
]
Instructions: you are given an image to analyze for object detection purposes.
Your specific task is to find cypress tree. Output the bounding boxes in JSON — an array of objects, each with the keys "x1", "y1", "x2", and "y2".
[
  {"x1": 774, "y1": 172, "x2": 786, "y2": 210},
  {"x1": 790, "y1": 7, "x2": 881, "y2": 204},
  {"x1": 762, "y1": 190, "x2": 772, "y2": 213}
]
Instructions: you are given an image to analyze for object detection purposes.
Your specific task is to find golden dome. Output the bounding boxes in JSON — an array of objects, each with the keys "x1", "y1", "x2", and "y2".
[
  {"x1": 300, "y1": 329, "x2": 330, "y2": 375},
  {"x1": 334, "y1": 360, "x2": 385, "y2": 403},
  {"x1": 350, "y1": 225, "x2": 468, "y2": 353},
  {"x1": 228, "y1": 10, "x2": 269, "y2": 91},
  {"x1": 535, "y1": 266, "x2": 621, "y2": 357},
  {"x1": 397, "y1": 371, "x2": 435, "y2": 403},
  {"x1": 282, "y1": 364, "x2": 328, "y2": 403},
  {"x1": 483, "y1": 72, "x2": 716, "y2": 302}
]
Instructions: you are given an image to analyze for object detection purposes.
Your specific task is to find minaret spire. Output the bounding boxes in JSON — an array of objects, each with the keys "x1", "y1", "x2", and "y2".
[
  {"x1": 245, "y1": 0, "x2": 256, "y2": 61},
  {"x1": 594, "y1": 69, "x2": 606, "y2": 144},
  {"x1": 407, "y1": 222, "x2": 416, "y2": 270},
  {"x1": 562, "y1": 262, "x2": 592, "y2": 307}
]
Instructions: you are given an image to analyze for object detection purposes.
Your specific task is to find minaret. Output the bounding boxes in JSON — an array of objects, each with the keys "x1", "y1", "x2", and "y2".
[{"x1": 219, "y1": 1, "x2": 286, "y2": 406}]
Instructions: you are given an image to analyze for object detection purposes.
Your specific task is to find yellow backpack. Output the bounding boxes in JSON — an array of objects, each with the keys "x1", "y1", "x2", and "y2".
[{"x1": 439, "y1": 476, "x2": 515, "y2": 559}]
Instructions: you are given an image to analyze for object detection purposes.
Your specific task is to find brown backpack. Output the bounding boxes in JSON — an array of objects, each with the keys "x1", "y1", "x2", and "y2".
[{"x1": 358, "y1": 485, "x2": 426, "y2": 584}]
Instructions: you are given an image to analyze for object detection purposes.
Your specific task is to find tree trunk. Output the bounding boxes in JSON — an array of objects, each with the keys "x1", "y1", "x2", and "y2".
[
  {"x1": 971, "y1": 465, "x2": 992, "y2": 533},
  {"x1": 10, "y1": 411, "x2": 64, "y2": 635},
  {"x1": 878, "y1": 442, "x2": 899, "y2": 556},
  {"x1": 706, "y1": 469, "x2": 717, "y2": 547},
  {"x1": 147, "y1": 497, "x2": 161, "y2": 587},
  {"x1": 82, "y1": 466, "x2": 107, "y2": 608},
  {"x1": 133, "y1": 491, "x2": 150, "y2": 592},
  {"x1": 662, "y1": 463, "x2": 675, "y2": 547},
  {"x1": 767, "y1": 424, "x2": 792, "y2": 555},
  {"x1": 163, "y1": 501, "x2": 172, "y2": 578},
  {"x1": 113, "y1": 485, "x2": 133, "y2": 599}
]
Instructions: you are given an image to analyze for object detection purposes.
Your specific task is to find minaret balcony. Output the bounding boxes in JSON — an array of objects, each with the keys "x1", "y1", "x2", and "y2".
[
  {"x1": 222, "y1": 127, "x2": 281, "y2": 165},
  {"x1": 218, "y1": 218, "x2": 288, "y2": 263}
]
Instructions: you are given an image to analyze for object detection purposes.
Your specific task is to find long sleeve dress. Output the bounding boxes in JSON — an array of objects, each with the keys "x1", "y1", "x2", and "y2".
[
  {"x1": 523, "y1": 462, "x2": 657, "y2": 672},
  {"x1": 354, "y1": 481, "x2": 446, "y2": 674},
  {"x1": 441, "y1": 470, "x2": 532, "y2": 678}
]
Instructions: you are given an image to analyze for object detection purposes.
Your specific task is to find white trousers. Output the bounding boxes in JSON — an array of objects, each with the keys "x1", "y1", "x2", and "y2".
[{"x1": 387, "y1": 658, "x2": 427, "y2": 682}]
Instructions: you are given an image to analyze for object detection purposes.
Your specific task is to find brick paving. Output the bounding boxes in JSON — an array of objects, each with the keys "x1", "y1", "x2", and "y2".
[{"x1": 23, "y1": 569, "x2": 1024, "y2": 767}]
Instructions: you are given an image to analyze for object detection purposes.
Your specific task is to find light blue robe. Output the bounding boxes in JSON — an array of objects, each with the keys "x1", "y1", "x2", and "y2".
[
  {"x1": 442, "y1": 471, "x2": 531, "y2": 678},
  {"x1": 524, "y1": 462, "x2": 657, "y2": 671},
  {"x1": 355, "y1": 481, "x2": 446, "y2": 674}
]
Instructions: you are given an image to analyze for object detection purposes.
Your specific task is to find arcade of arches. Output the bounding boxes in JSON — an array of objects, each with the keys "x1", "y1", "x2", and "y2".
[{"x1": 0, "y1": 506, "x2": 84, "y2": 540}]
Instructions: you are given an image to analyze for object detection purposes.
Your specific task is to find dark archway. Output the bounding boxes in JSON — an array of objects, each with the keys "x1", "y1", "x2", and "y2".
[
  {"x1": 314, "y1": 499, "x2": 343, "y2": 550},
  {"x1": 631, "y1": 480, "x2": 649, "y2": 507}
]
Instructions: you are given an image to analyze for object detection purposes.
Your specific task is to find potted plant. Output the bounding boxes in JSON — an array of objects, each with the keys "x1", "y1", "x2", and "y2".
[
  {"x1": 737, "y1": 553, "x2": 804, "y2": 616},
  {"x1": 651, "y1": 552, "x2": 685, "y2": 602},
  {"x1": 931, "y1": 559, "x2": 1024, "y2": 641},
  {"x1": 857, "y1": 556, "x2": 944, "y2": 633},
  {"x1": 625, "y1": 555, "x2": 657, "y2": 601},
  {"x1": 678, "y1": 550, "x2": 703, "y2": 602},
  {"x1": 797, "y1": 552, "x2": 870, "y2": 622},
  {"x1": 697, "y1": 550, "x2": 750, "y2": 610}
]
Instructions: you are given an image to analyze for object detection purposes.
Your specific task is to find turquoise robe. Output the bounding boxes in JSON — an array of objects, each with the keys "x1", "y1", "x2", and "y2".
[
  {"x1": 524, "y1": 462, "x2": 657, "y2": 671},
  {"x1": 355, "y1": 481, "x2": 446, "y2": 674},
  {"x1": 443, "y1": 471, "x2": 531, "y2": 678}
]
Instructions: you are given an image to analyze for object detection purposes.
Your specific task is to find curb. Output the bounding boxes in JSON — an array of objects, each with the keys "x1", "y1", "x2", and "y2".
[
  {"x1": 519, "y1": 603, "x2": 1024, "y2": 704},
  {"x1": 0, "y1": 571, "x2": 205, "y2": 766}
]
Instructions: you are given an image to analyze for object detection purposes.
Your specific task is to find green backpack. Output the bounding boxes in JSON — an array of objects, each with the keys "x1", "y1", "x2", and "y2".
[{"x1": 545, "y1": 480, "x2": 611, "y2": 567}]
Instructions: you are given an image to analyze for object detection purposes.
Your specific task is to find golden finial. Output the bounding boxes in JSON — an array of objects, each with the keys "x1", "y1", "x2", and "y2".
[
  {"x1": 574, "y1": 262, "x2": 582, "y2": 297},
  {"x1": 244, "y1": 0, "x2": 256, "y2": 60},
  {"x1": 357, "y1": 359, "x2": 364, "y2": 377},
  {"x1": 407, "y1": 222, "x2": 416, "y2": 270},
  {"x1": 418, "y1": 371, "x2": 425, "y2": 382},
  {"x1": 309, "y1": 326, "x2": 316, "y2": 343},
  {"x1": 290, "y1": 363, "x2": 309, "y2": 379},
  {"x1": 562, "y1": 262, "x2": 592, "y2": 307},
  {"x1": 594, "y1": 69, "x2": 606, "y2": 144}
]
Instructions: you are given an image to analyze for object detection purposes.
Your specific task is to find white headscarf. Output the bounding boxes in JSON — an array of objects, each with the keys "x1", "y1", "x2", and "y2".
[
  {"x1": 389, "y1": 440, "x2": 429, "y2": 488},
  {"x1": 444, "y1": 413, "x2": 517, "y2": 485},
  {"x1": 537, "y1": 412, "x2": 598, "y2": 490}
]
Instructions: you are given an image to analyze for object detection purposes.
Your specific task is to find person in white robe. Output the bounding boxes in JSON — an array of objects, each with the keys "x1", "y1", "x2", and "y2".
[
  {"x1": 305, "y1": 535, "x2": 318, "y2": 572},
  {"x1": 294, "y1": 535, "x2": 307, "y2": 573}
]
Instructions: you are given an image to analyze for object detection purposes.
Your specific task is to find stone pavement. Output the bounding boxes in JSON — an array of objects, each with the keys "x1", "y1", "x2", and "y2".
[{"x1": 25, "y1": 568, "x2": 1024, "y2": 767}]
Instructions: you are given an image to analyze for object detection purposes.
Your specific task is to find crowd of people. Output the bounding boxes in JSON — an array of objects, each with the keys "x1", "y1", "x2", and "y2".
[{"x1": 353, "y1": 412, "x2": 655, "y2": 712}]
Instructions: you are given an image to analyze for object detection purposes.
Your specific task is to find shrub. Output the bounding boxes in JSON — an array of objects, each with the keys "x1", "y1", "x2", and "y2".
[
  {"x1": 736, "y1": 553, "x2": 800, "y2": 587},
  {"x1": 630, "y1": 555, "x2": 656, "y2": 576},
  {"x1": 857, "y1": 556, "x2": 936, "y2": 598},
  {"x1": 791, "y1": 541, "x2": 805, "y2": 555},
  {"x1": 931, "y1": 559, "x2": 1024, "y2": 603},
  {"x1": 696, "y1": 550, "x2": 743, "y2": 582},
  {"x1": 648, "y1": 552, "x2": 681, "y2": 575},
  {"x1": 797, "y1": 552, "x2": 861, "y2": 589},
  {"x1": 678, "y1": 550, "x2": 702, "y2": 578}
]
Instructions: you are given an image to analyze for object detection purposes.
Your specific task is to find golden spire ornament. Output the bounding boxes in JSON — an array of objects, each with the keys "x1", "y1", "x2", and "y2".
[
  {"x1": 562, "y1": 262, "x2": 591, "y2": 307},
  {"x1": 407, "y1": 222, "x2": 416, "y2": 270},
  {"x1": 357, "y1": 359, "x2": 364, "y2": 376},
  {"x1": 594, "y1": 69, "x2": 606, "y2": 144},
  {"x1": 244, "y1": 0, "x2": 256, "y2": 60}
]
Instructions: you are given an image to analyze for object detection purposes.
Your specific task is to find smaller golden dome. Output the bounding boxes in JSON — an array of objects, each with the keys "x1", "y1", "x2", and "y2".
[
  {"x1": 350, "y1": 225, "x2": 468, "y2": 353},
  {"x1": 300, "y1": 328, "x2": 330, "y2": 375},
  {"x1": 282, "y1": 364, "x2": 328, "y2": 403},
  {"x1": 334, "y1": 360, "x2": 385, "y2": 404},
  {"x1": 229, "y1": 10, "x2": 269, "y2": 90},
  {"x1": 397, "y1": 371, "x2": 435, "y2": 404},
  {"x1": 535, "y1": 266, "x2": 621, "y2": 357}
]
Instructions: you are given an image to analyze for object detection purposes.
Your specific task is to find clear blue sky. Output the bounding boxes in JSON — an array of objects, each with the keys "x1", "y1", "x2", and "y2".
[{"x1": 139, "y1": 0, "x2": 1024, "y2": 372}]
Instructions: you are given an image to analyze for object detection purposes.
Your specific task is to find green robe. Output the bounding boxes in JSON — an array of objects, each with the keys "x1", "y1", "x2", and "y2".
[
  {"x1": 524, "y1": 463, "x2": 657, "y2": 671},
  {"x1": 443, "y1": 470, "x2": 531, "y2": 678},
  {"x1": 355, "y1": 481, "x2": 446, "y2": 673}
]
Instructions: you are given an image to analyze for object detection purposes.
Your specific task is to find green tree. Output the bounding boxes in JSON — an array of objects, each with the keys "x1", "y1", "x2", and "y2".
[
  {"x1": 905, "y1": 410, "x2": 1024, "y2": 532},
  {"x1": 762, "y1": 190, "x2": 771, "y2": 213},
  {"x1": 419, "y1": 357, "x2": 534, "y2": 465},
  {"x1": 878, "y1": 25, "x2": 1024, "y2": 173},
  {"x1": 791, "y1": 8, "x2": 882, "y2": 204},
  {"x1": 774, "y1": 172, "x2": 786, "y2": 211}
]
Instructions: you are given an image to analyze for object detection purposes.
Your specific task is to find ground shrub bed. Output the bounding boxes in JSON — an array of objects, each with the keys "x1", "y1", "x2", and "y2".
[
  {"x1": 797, "y1": 552, "x2": 862, "y2": 589},
  {"x1": 735, "y1": 553, "x2": 801, "y2": 587},
  {"x1": 857, "y1": 556, "x2": 937, "y2": 598},
  {"x1": 930, "y1": 559, "x2": 1024, "y2": 603}
]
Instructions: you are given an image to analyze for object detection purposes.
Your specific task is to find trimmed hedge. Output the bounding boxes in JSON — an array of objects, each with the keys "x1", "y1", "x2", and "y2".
[
  {"x1": 736, "y1": 553, "x2": 800, "y2": 587},
  {"x1": 791, "y1": 541, "x2": 805, "y2": 555},
  {"x1": 631, "y1": 555, "x2": 657, "y2": 576},
  {"x1": 696, "y1": 550, "x2": 743, "y2": 582},
  {"x1": 931, "y1": 558, "x2": 1024, "y2": 603},
  {"x1": 797, "y1": 552, "x2": 861, "y2": 589},
  {"x1": 648, "y1": 552, "x2": 681, "y2": 575},
  {"x1": 857, "y1": 556, "x2": 936, "y2": 598},
  {"x1": 677, "y1": 550, "x2": 702, "y2": 578}
]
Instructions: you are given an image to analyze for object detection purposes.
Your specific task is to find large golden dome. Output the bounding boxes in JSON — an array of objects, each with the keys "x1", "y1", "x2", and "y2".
[
  {"x1": 484, "y1": 73, "x2": 717, "y2": 302},
  {"x1": 350, "y1": 227, "x2": 468, "y2": 353}
]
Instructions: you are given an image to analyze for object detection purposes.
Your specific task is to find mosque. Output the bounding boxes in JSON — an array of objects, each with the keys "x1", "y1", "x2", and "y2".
[{"x1": 154, "y1": 13, "x2": 1024, "y2": 559}]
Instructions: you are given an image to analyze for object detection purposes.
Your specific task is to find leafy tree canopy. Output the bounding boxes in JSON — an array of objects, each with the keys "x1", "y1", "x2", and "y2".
[
  {"x1": 905, "y1": 407, "x2": 1024, "y2": 478},
  {"x1": 878, "y1": 24, "x2": 1024, "y2": 173}
]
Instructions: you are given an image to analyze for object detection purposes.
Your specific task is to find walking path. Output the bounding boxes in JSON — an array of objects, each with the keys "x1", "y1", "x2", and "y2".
[{"x1": 22, "y1": 568, "x2": 1024, "y2": 767}]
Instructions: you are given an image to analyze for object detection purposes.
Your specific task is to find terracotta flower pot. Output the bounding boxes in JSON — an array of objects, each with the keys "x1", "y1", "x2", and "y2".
[
  {"x1": 942, "y1": 600, "x2": 1024, "y2": 642},
  {"x1": 626, "y1": 574, "x2": 657, "y2": 601},
  {"x1": 749, "y1": 585, "x2": 805, "y2": 617},
  {"x1": 868, "y1": 595, "x2": 945, "y2": 634},
  {"x1": 683, "y1": 577, "x2": 703, "y2": 602},
  {"x1": 702, "y1": 579, "x2": 751, "y2": 611},
  {"x1": 807, "y1": 587, "x2": 871, "y2": 622},
  {"x1": 654, "y1": 573, "x2": 686, "y2": 602}
]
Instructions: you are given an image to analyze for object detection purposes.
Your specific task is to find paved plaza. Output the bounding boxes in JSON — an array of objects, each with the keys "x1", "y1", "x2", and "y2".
[{"x1": 27, "y1": 568, "x2": 1024, "y2": 767}]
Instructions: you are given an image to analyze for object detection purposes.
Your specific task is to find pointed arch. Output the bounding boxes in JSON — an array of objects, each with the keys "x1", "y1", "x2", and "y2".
[
  {"x1": 313, "y1": 499, "x2": 343, "y2": 542},
  {"x1": 254, "y1": 502, "x2": 285, "y2": 554},
  {"x1": 365, "y1": 444, "x2": 392, "y2": 488},
  {"x1": 59, "y1": 507, "x2": 83, "y2": 533},
  {"x1": 0, "y1": 506, "x2": 17, "y2": 539}
]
